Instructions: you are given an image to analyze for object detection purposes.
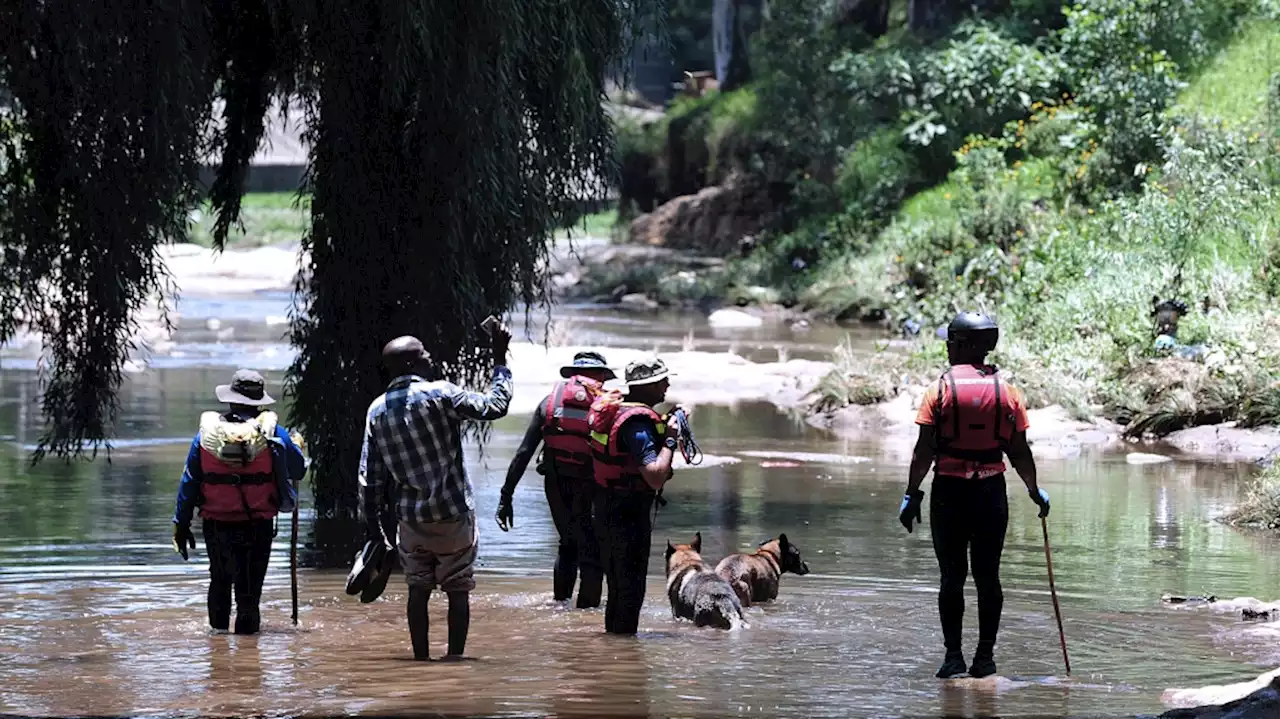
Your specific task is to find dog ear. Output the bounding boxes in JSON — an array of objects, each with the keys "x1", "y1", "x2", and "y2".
[
  {"x1": 1151, "y1": 295, "x2": 1160, "y2": 314},
  {"x1": 692, "y1": 532, "x2": 702, "y2": 553},
  {"x1": 665, "y1": 541, "x2": 675, "y2": 560},
  {"x1": 779, "y1": 532, "x2": 789, "y2": 548}
]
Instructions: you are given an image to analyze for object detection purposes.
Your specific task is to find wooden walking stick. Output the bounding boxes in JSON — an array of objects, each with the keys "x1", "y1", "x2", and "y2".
[
  {"x1": 290, "y1": 470, "x2": 300, "y2": 626},
  {"x1": 1041, "y1": 516, "x2": 1071, "y2": 675}
]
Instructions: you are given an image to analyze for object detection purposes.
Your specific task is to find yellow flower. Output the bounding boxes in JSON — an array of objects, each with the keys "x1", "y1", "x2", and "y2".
[{"x1": 944, "y1": 192, "x2": 952, "y2": 200}]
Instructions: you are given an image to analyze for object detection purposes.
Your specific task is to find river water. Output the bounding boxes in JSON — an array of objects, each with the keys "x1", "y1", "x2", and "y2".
[{"x1": 2, "y1": 291, "x2": 1279, "y2": 718}]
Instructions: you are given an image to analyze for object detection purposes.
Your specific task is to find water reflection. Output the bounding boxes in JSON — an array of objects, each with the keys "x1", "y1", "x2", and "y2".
[{"x1": 3, "y1": 301, "x2": 1280, "y2": 716}]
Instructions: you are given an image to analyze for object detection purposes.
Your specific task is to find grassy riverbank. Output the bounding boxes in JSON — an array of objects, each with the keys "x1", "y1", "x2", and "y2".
[
  {"x1": 1226, "y1": 462, "x2": 1280, "y2": 529},
  {"x1": 805, "y1": 15, "x2": 1280, "y2": 434},
  {"x1": 187, "y1": 193, "x2": 618, "y2": 249},
  {"x1": 606, "y1": 4, "x2": 1280, "y2": 458}
]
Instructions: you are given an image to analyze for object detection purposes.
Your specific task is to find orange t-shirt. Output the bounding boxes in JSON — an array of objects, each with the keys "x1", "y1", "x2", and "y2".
[{"x1": 915, "y1": 371, "x2": 1030, "y2": 479}]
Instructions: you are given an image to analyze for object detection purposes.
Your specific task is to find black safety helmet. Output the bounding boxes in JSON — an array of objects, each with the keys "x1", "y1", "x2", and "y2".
[{"x1": 946, "y1": 311, "x2": 999, "y2": 354}]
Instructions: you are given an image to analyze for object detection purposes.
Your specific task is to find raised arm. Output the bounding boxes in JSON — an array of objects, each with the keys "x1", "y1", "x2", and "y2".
[{"x1": 447, "y1": 366, "x2": 513, "y2": 421}]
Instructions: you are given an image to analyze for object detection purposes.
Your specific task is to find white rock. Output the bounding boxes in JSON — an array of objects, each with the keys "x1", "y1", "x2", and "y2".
[
  {"x1": 1126, "y1": 452, "x2": 1173, "y2": 465},
  {"x1": 707, "y1": 308, "x2": 764, "y2": 328}
]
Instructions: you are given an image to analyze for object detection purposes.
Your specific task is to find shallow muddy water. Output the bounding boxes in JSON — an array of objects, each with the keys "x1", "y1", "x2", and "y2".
[{"x1": 1, "y1": 293, "x2": 1279, "y2": 718}]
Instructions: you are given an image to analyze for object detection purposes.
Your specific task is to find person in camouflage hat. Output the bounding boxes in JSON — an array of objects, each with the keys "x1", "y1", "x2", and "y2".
[{"x1": 587, "y1": 356, "x2": 683, "y2": 635}]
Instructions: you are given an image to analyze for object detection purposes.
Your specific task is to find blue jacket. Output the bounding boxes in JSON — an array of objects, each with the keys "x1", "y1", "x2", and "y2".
[{"x1": 173, "y1": 422, "x2": 306, "y2": 526}]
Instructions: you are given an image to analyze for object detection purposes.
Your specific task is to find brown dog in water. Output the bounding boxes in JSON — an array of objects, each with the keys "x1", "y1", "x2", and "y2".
[
  {"x1": 714, "y1": 533, "x2": 810, "y2": 607},
  {"x1": 665, "y1": 532, "x2": 747, "y2": 630}
]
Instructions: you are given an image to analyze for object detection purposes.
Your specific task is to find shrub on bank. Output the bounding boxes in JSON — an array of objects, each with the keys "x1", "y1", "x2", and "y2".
[
  {"x1": 1224, "y1": 462, "x2": 1280, "y2": 529},
  {"x1": 808, "y1": 115, "x2": 1280, "y2": 431}
]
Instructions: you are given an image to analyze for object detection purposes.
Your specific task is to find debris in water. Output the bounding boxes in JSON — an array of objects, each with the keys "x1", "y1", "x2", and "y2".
[
  {"x1": 740, "y1": 451, "x2": 872, "y2": 465},
  {"x1": 1242, "y1": 608, "x2": 1274, "y2": 622},
  {"x1": 1162, "y1": 593, "x2": 1217, "y2": 605}
]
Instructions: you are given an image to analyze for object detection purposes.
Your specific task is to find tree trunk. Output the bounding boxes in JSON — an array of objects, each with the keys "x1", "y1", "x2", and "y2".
[
  {"x1": 907, "y1": 0, "x2": 957, "y2": 38},
  {"x1": 833, "y1": 0, "x2": 890, "y2": 37},
  {"x1": 713, "y1": 0, "x2": 751, "y2": 92}
]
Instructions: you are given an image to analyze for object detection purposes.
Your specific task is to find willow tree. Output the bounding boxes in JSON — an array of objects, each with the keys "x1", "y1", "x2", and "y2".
[{"x1": 1, "y1": 1, "x2": 657, "y2": 539}]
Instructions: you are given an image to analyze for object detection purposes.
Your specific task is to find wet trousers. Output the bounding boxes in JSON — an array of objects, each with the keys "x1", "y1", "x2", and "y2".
[
  {"x1": 545, "y1": 469, "x2": 603, "y2": 607},
  {"x1": 202, "y1": 518, "x2": 274, "y2": 634},
  {"x1": 593, "y1": 488, "x2": 655, "y2": 635},
  {"x1": 930, "y1": 473, "x2": 1009, "y2": 655}
]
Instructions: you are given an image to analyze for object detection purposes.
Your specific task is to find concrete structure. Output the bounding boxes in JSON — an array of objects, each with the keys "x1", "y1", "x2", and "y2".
[{"x1": 199, "y1": 100, "x2": 308, "y2": 194}]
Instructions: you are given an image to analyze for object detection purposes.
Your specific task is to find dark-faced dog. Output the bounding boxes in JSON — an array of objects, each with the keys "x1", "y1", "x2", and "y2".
[
  {"x1": 1152, "y1": 296, "x2": 1189, "y2": 339},
  {"x1": 665, "y1": 532, "x2": 747, "y2": 630},
  {"x1": 714, "y1": 533, "x2": 810, "y2": 608}
]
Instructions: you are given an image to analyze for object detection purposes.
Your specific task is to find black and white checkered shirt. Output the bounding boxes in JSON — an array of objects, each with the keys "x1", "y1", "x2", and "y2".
[{"x1": 359, "y1": 367, "x2": 513, "y2": 527}]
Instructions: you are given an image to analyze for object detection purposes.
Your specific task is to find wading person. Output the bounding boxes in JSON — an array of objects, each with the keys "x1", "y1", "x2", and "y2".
[
  {"x1": 588, "y1": 358, "x2": 682, "y2": 635},
  {"x1": 172, "y1": 369, "x2": 306, "y2": 635},
  {"x1": 496, "y1": 351, "x2": 615, "y2": 608},
  {"x1": 359, "y1": 327, "x2": 512, "y2": 660},
  {"x1": 898, "y1": 312, "x2": 1049, "y2": 679}
]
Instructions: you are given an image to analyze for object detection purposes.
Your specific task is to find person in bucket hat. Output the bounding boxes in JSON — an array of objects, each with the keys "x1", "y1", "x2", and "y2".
[
  {"x1": 558, "y1": 350, "x2": 617, "y2": 381},
  {"x1": 172, "y1": 369, "x2": 306, "y2": 634},
  {"x1": 497, "y1": 350, "x2": 616, "y2": 608},
  {"x1": 588, "y1": 356, "x2": 684, "y2": 635}
]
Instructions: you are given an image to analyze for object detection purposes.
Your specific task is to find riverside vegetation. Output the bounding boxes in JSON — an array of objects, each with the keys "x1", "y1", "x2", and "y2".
[
  {"x1": 182, "y1": 2, "x2": 1280, "y2": 527},
  {"x1": 608, "y1": 0, "x2": 1280, "y2": 527}
]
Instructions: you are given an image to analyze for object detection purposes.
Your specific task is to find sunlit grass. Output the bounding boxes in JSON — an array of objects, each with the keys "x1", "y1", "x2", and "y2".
[
  {"x1": 1174, "y1": 19, "x2": 1280, "y2": 128},
  {"x1": 187, "y1": 192, "x2": 309, "y2": 248}
]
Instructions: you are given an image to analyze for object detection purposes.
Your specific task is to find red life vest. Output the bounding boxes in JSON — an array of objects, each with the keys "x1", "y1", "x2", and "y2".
[
  {"x1": 542, "y1": 376, "x2": 604, "y2": 477},
  {"x1": 587, "y1": 393, "x2": 666, "y2": 489},
  {"x1": 197, "y1": 411, "x2": 279, "y2": 521},
  {"x1": 933, "y1": 364, "x2": 1016, "y2": 477}
]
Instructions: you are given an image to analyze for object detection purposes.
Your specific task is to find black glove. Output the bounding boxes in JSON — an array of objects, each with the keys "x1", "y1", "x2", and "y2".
[
  {"x1": 496, "y1": 492, "x2": 514, "y2": 531},
  {"x1": 899, "y1": 490, "x2": 924, "y2": 533},
  {"x1": 173, "y1": 524, "x2": 196, "y2": 561},
  {"x1": 1031, "y1": 487, "x2": 1051, "y2": 519}
]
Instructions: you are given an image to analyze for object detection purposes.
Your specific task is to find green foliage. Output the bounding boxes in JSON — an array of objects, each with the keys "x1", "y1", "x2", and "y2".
[
  {"x1": 0, "y1": 0, "x2": 212, "y2": 459},
  {"x1": 1224, "y1": 462, "x2": 1280, "y2": 528},
  {"x1": 1, "y1": 1, "x2": 661, "y2": 527},
  {"x1": 1058, "y1": 0, "x2": 1255, "y2": 192},
  {"x1": 836, "y1": 128, "x2": 920, "y2": 222},
  {"x1": 188, "y1": 193, "x2": 309, "y2": 248},
  {"x1": 1173, "y1": 19, "x2": 1280, "y2": 128},
  {"x1": 751, "y1": 0, "x2": 874, "y2": 191}
]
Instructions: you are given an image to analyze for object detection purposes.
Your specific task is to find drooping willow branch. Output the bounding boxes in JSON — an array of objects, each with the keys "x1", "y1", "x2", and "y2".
[{"x1": 0, "y1": 0, "x2": 659, "y2": 525}]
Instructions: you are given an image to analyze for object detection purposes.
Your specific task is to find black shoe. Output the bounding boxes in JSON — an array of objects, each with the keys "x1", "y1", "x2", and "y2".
[
  {"x1": 935, "y1": 652, "x2": 969, "y2": 678},
  {"x1": 969, "y1": 652, "x2": 997, "y2": 678}
]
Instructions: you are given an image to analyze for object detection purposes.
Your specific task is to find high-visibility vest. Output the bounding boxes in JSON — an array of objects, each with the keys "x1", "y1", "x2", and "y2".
[{"x1": 587, "y1": 394, "x2": 666, "y2": 489}]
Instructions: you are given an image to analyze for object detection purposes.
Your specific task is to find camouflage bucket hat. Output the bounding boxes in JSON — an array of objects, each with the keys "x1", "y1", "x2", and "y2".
[{"x1": 624, "y1": 357, "x2": 675, "y2": 387}]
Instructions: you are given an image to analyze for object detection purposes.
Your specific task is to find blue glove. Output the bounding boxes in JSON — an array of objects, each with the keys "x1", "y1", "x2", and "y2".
[
  {"x1": 899, "y1": 490, "x2": 924, "y2": 533},
  {"x1": 1031, "y1": 487, "x2": 1050, "y2": 518},
  {"x1": 1154, "y1": 334, "x2": 1176, "y2": 351}
]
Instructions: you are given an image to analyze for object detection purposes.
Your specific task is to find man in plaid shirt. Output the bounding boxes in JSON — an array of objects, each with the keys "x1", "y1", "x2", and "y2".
[{"x1": 359, "y1": 325, "x2": 512, "y2": 660}]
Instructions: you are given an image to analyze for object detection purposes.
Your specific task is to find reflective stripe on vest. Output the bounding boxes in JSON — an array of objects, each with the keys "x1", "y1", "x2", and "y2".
[
  {"x1": 542, "y1": 377, "x2": 599, "y2": 470},
  {"x1": 589, "y1": 403, "x2": 666, "y2": 488},
  {"x1": 934, "y1": 364, "x2": 1013, "y2": 465}
]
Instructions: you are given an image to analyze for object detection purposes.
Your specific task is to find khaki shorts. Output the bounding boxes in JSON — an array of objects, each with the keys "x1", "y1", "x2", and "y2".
[{"x1": 397, "y1": 512, "x2": 478, "y2": 592}]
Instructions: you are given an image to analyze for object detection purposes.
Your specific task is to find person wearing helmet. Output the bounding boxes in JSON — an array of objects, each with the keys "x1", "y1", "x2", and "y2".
[{"x1": 898, "y1": 312, "x2": 1049, "y2": 679}]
